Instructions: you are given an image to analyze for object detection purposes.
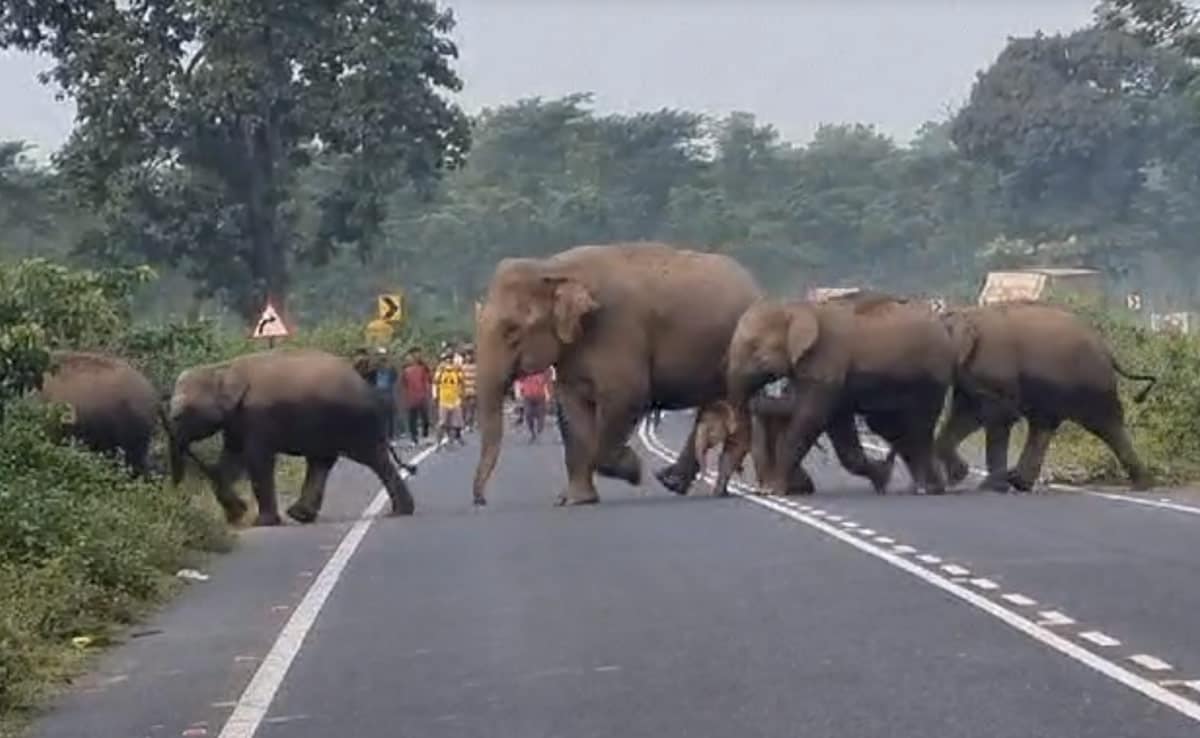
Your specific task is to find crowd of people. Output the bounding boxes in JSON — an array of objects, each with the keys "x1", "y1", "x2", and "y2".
[{"x1": 352, "y1": 341, "x2": 565, "y2": 451}]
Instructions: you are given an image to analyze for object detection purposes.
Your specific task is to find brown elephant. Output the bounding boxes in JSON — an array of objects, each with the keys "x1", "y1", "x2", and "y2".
[
  {"x1": 472, "y1": 242, "x2": 762, "y2": 506},
  {"x1": 934, "y1": 301, "x2": 1156, "y2": 493},
  {"x1": 39, "y1": 350, "x2": 159, "y2": 476},
  {"x1": 167, "y1": 348, "x2": 414, "y2": 526},
  {"x1": 722, "y1": 294, "x2": 955, "y2": 497}
]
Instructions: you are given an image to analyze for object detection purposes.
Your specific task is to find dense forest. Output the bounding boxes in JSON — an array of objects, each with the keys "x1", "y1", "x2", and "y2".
[{"x1": 2, "y1": 1, "x2": 1200, "y2": 327}]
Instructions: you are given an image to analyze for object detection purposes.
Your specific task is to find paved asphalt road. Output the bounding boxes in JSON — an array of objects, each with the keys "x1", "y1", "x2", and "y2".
[{"x1": 29, "y1": 412, "x2": 1200, "y2": 738}]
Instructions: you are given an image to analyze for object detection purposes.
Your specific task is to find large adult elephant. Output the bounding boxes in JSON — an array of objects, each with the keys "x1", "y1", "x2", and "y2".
[
  {"x1": 934, "y1": 301, "x2": 1156, "y2": 492},
  {"x1": 40, "y1": 350, "x2": 159, "y2": 476},
  {"x1": 472, "y1": 242, "x2": 762, "y2": 506},
  {"x1": 167, "y1": 348, "x2": 414, "y2": 526},
  {"x1": 722, "y1": 294, "x2": 955, "y2": 497}
]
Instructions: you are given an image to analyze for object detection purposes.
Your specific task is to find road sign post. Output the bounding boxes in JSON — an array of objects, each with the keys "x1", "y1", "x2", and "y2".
[
  {"x1": 250, "y1": 300, "x2": 290, "y2": 347},
  {"x1": 365, "y1": 318, "x2": 394, "y2": 347}
]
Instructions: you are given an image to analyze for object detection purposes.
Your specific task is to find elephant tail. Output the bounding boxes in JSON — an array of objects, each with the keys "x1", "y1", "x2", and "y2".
[{"x1": 1111, "y1": 357, "x2": 1157, "y2": 404}]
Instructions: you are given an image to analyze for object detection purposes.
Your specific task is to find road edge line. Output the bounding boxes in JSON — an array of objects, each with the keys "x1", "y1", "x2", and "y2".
[
  {"x1": 638, "y1": 421, "x2": 1200, "y2": 724},
  {"x1": 217, "y1": 442, "x2": 440, "y2": 738}
]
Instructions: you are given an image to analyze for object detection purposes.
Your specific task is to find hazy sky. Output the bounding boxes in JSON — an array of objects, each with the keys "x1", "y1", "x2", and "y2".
[{"x1": 1, "y1": 1, "x2": 1097, "y2": 159}]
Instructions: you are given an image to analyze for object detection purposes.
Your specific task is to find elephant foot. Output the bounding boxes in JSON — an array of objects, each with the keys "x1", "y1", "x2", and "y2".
[
  {"x1": 472, "y1": 495, "x2": 488, "y2": 507},
  {"x1": 598, "y1": 447, "x2": 643, "y2": 486},
  {"x1": 977, "y1": 475, "x2": 1012, "y2": 493},
  {"x1": 556, "y1": 488, "x2": 600, "y2": 507},
  {"x1": 1006, "y1": 471, "x2": 1035, "y2": 493},
  {"x1": 942, "y1": 456, "x2": 970, "y2": 486},
  {"x1": 221, "y1": 498, "x2": 250, "y2": 524},
  {"x1": 1130, "y1": 474, "x2": 1154, "y2": 492},
  {"x1": 284, "y1": 504, "x2": 317, "y2": 525},
  {"x1": 255, "y1": 511, "x2": 285, "y2": 526},
  {"x1": 389, "y1": 495, "x2": 416, "y2": 516},
  {"x1": 654, "y1": 465, "x2": 693, "y2": 496}
]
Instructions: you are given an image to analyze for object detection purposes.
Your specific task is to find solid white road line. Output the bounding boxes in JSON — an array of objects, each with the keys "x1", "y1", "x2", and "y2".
[
  {"x1": 638, "y1": 422, "x2": 1200, "y2": 724},
  {"x1": 1078, "y1": 631, "x2": 1122, "y2": 648},
  {"x1": 217, "y1": 443, "x2": 441, "y2": 738},
  {"x1": 1130, "y1": 654, "x2": 1174, "y2": 672}
]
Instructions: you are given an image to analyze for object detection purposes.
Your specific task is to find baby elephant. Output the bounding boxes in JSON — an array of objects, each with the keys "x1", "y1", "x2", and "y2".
[{"x1": 692, "y1": 400, "x2": 747, "y2": 493}]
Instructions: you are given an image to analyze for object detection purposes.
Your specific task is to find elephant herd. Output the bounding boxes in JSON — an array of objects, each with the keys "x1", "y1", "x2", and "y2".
[
  {"x1": 34, "y1": 240, "x2": 1158, "y2": 528},
  {"x1": 470, "y1": 241, "x2": 1159, "y2": 507}
]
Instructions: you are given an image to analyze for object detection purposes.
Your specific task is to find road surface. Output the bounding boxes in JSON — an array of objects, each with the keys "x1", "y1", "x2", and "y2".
[{"x1": 30, "y1": 412, "x2": 1200, "y2": 738}]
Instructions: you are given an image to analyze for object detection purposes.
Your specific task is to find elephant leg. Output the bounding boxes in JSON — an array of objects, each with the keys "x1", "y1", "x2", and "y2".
[
  {"x1": 770, "y1": 386, "x2": 836, "y2": 497},
  {"x1": 209, "y1": 440, "x2": 249, "y2": 524},
  {"x1": 978, "y1": 420, "x2": 1015, "y2": 492},
  {"x1": 655, "y1": 409, "x2": 702, "y2": 495},
  {"x1": 711, "y1": 405, "x2": 753, "y2": 498},
  {"x1": 350, "y1": 442, "x2": 416, "y2": 516},
  {"x1": 934, "y1": 391, "x2": 982, "y2": 487},
  {"x1": 749, "y1": 415, "x2": 776, "y2": 493},
  {"x1": 596, "y1": 443, "x2": 643, "y2": 486},
  {"x1": 828, "y1": 412, "x2": 894, "y2": 494},
  {"x1": 1077, "y1": 411, "x2": 1153, "y2": 491},
  {"x1": 903, "y1": 404, "x2": 948, "y2": 496},
  {"x1": 1008, "y1": 421, "x2": 1059, "y2": 492},
  {"x1": 555, "y1": 390, "x2": 602, "y2": 505},
  {"x1": 245, "y1": 449, "x2": 282, "y2": 527},
  {"x1": 286, "y1": 456, "x2": 337, "y2": 524}
]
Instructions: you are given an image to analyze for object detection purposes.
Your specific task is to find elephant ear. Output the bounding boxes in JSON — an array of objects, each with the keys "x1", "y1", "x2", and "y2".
[
  {"x1": 547, "y1": 277, "x2": 599, "y2": 344},
  {"x1": 786, "y1": 306, "x2": 820, "y2": 367},
  {"x1": 216, "y1": 367, "x2": 250, "y2": 416}
]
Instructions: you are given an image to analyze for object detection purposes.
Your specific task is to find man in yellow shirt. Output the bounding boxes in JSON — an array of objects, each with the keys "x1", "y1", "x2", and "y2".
[{"x1": 433, "y1": 350, "x2": 465, "y2": 447}]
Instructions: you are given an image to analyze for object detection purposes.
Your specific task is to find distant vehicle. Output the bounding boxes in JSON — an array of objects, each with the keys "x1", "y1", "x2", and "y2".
[{"x1": 976, "y1": 267, "x2": 1104, "y2": 307}]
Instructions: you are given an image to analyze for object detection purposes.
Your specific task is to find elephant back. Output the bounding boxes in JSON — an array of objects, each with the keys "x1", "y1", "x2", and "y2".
[{"x1": 42, "y1": 351, "x2": 159, "y2": 449}]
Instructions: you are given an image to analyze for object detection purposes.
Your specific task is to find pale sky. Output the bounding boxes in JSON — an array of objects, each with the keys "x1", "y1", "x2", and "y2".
[{"x1": 1, "y1": 1, "x2": 1097, "y2": 159}]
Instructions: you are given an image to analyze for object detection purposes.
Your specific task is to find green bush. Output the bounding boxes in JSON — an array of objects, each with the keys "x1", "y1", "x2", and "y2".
[{"x1": 0, "y1": 400, "x2": 230, "y2": 715}]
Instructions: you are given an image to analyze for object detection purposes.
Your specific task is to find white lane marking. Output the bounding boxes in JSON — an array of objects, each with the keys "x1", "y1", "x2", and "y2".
[
  {"x1": 1079, "y1": 631, "x2": 1122, "y2": 648},
  {"x1": 1002, "y1": 593, "x2": 1038, "y2": 607},
  {"x1": 825, "y1": 515, "x2": 844, "y2": 522},
  {"x1": 840, "y1": 521, "x2": 859, "y2": 529},
  {"x1": 970, "y1": 578, "x2": 1000, "y2": 591},
  {"x1": 892, "y1": 545, "x2": 917, "y2": 555},
  {"x1": 916, "y1": 554, "x2": 942, "y2": 564},
  {"x1": 861, "y1": 437, "x2": 1200, "y2": 519},
  {"x1": 1130, "y1": 655, "x2": 1174, "y2": 672},
  {"x1": 638, "y1": 422, "x2": 1200, "y2": 724},
  {"x1": 1187, "y1": 681, "x2": 1200, "y2": 695},
  {"x1": 874, "y1": 536, "x2": 895, "y2": 545},
  {"x1": 1038, "y1": 610, "x2": 1076, "y2": 627},
  {"x1": 941, "y1": 564, "x2": 970, "y2": 577},
  {"x1": 859, "y1": 528, "x2": 877, "y2": 536},
  {"x1": 217, "y1": 443, "x2": 440, "y2": 738}
]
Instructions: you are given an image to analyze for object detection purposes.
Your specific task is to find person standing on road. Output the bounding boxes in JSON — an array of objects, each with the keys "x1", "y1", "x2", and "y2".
[
  {"x1": 434, "y1": 350, "x2": 466, "y2": 447},
  {"x1": 401, "y1": 347, "x2": 433, "y2": 446},
  {"x1": 516, "y1": 368, "x2": 551, "y2": 442},
  {"x1": 460, "y1": 344, "x2": 478, "y2": 432}
]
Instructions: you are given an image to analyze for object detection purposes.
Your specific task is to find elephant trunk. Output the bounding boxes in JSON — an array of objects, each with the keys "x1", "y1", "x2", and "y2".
[{"x1": 472, "y1": 343, "x2": 513, "y2": 504}]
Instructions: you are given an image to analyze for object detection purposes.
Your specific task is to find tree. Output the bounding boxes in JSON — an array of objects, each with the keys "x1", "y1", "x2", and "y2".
[{"x1": 1, "y1": 0, "x2": 471, "y2": 318}]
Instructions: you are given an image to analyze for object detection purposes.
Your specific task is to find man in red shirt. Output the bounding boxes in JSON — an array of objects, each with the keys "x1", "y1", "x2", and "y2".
[
  {"x1": 515, "y1": 369, "x2": 551, "y2": 442},
  {"x1": 401, "y1": 347, "x2": 433, "y2": 446}
]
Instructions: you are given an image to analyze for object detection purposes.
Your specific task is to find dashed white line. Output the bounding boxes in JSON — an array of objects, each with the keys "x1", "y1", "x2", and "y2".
[
  {"x1": 858, "y1": 528, "x2": 877, "y2": 536},
  {"x1": 1001, "y1": 594, "x2": 1038, "y2": 607},
  {"x1": 892, "y1": 545, "x2": 917, "y2": 554},
  {"x1": 825, "y1": 514, "x2": 844, "y2": 522},
  {"x1": 840, "y1": 521, "x2": 860, "y2": 529},
  {"x1": 638, "y1": 423, "x2": 1200, "y2": 724},
  {"x1": 216, "y1": 443, "x2": 440, "y2": 738},
  {"x1": 1079, "y1": 631, "x2": 1122, "y2": 648},
  {"x1": 970, "y1": 578, "x2": 1000, "y2": 591},
  {"x1": 1130, "y1": 655, "x2": 1174, "y2": 672},
  {"x1": 874, "y1": 536, "x2": 895, "y2": 545},
  {"x1": 941, "y1": 564, "x2": 970, "y2": 577},
  {"x1": 1037, "y1": 610, "x2": 1076, "y2": 627},
  {"x1": 916, "y1": 554, "x2": 942, "y2": 564}
]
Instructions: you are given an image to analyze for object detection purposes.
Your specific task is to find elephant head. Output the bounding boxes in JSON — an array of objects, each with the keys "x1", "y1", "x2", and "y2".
[
  {"x1": 472, "y1": 258, "x2": 599, "y2": 502},
  {"x1": 726, "y1": 299, "x2": 820, "y2": 404},
  {"x1": 166, "y1": 362, "x2": 248, "y2": 486}
]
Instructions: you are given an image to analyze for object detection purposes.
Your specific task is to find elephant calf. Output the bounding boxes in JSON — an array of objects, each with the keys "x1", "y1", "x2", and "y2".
[
  {"x1": 168, "y1": 348, "x2": 414, "y2": 526},
  {"x1": 40, "y1": 350, "x2": 159, "y2": 477},
  {"x1": 935, "y1": 302, "x2": 1156, "y2": 492}
]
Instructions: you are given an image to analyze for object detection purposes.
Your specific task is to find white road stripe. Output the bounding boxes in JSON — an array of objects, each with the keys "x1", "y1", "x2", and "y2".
[
  {"x1": 970, "y1": 578, "x2": 999, "y2": 591},
  {"x1": 825, "y1": 515, "x2": 844, "y2": 522},
  {"x1": 1079, "y1": 631, "x2": 1122, "y2": 647},
  {"x1": 1002, "y1": 594, "x2": 1038, "y2": 607},
  {"x1": 217, "y1": 443, "x2": 441, "y2": 738},
  {"x1": 858, "y1": 528, "x2": 877, "y2": 536},
  {"x1": 893, "y1": 545, "x2": 917, "y2": 555},
  {"x1": 1130, "y1": 655, "x2": 1174, "y2": 672},
  {"x1": 1037, "y1": 610, "x2": 1075, "y2": 626},
  {"x1": 941, "y1": 564, "x2": 970, "y2": 577},
  {"x1": 874, "y1": 536, "x2": 895, "y2": 545},
  {"x1": 916, "y1": 554, "x2": 942, "y2": 564},
  {"x1": 639, "y1": 421, "x2": 1200, "y2": 724},
  {"x1": 840, "y1": 521, "x2": 859, "y2": 529}
]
